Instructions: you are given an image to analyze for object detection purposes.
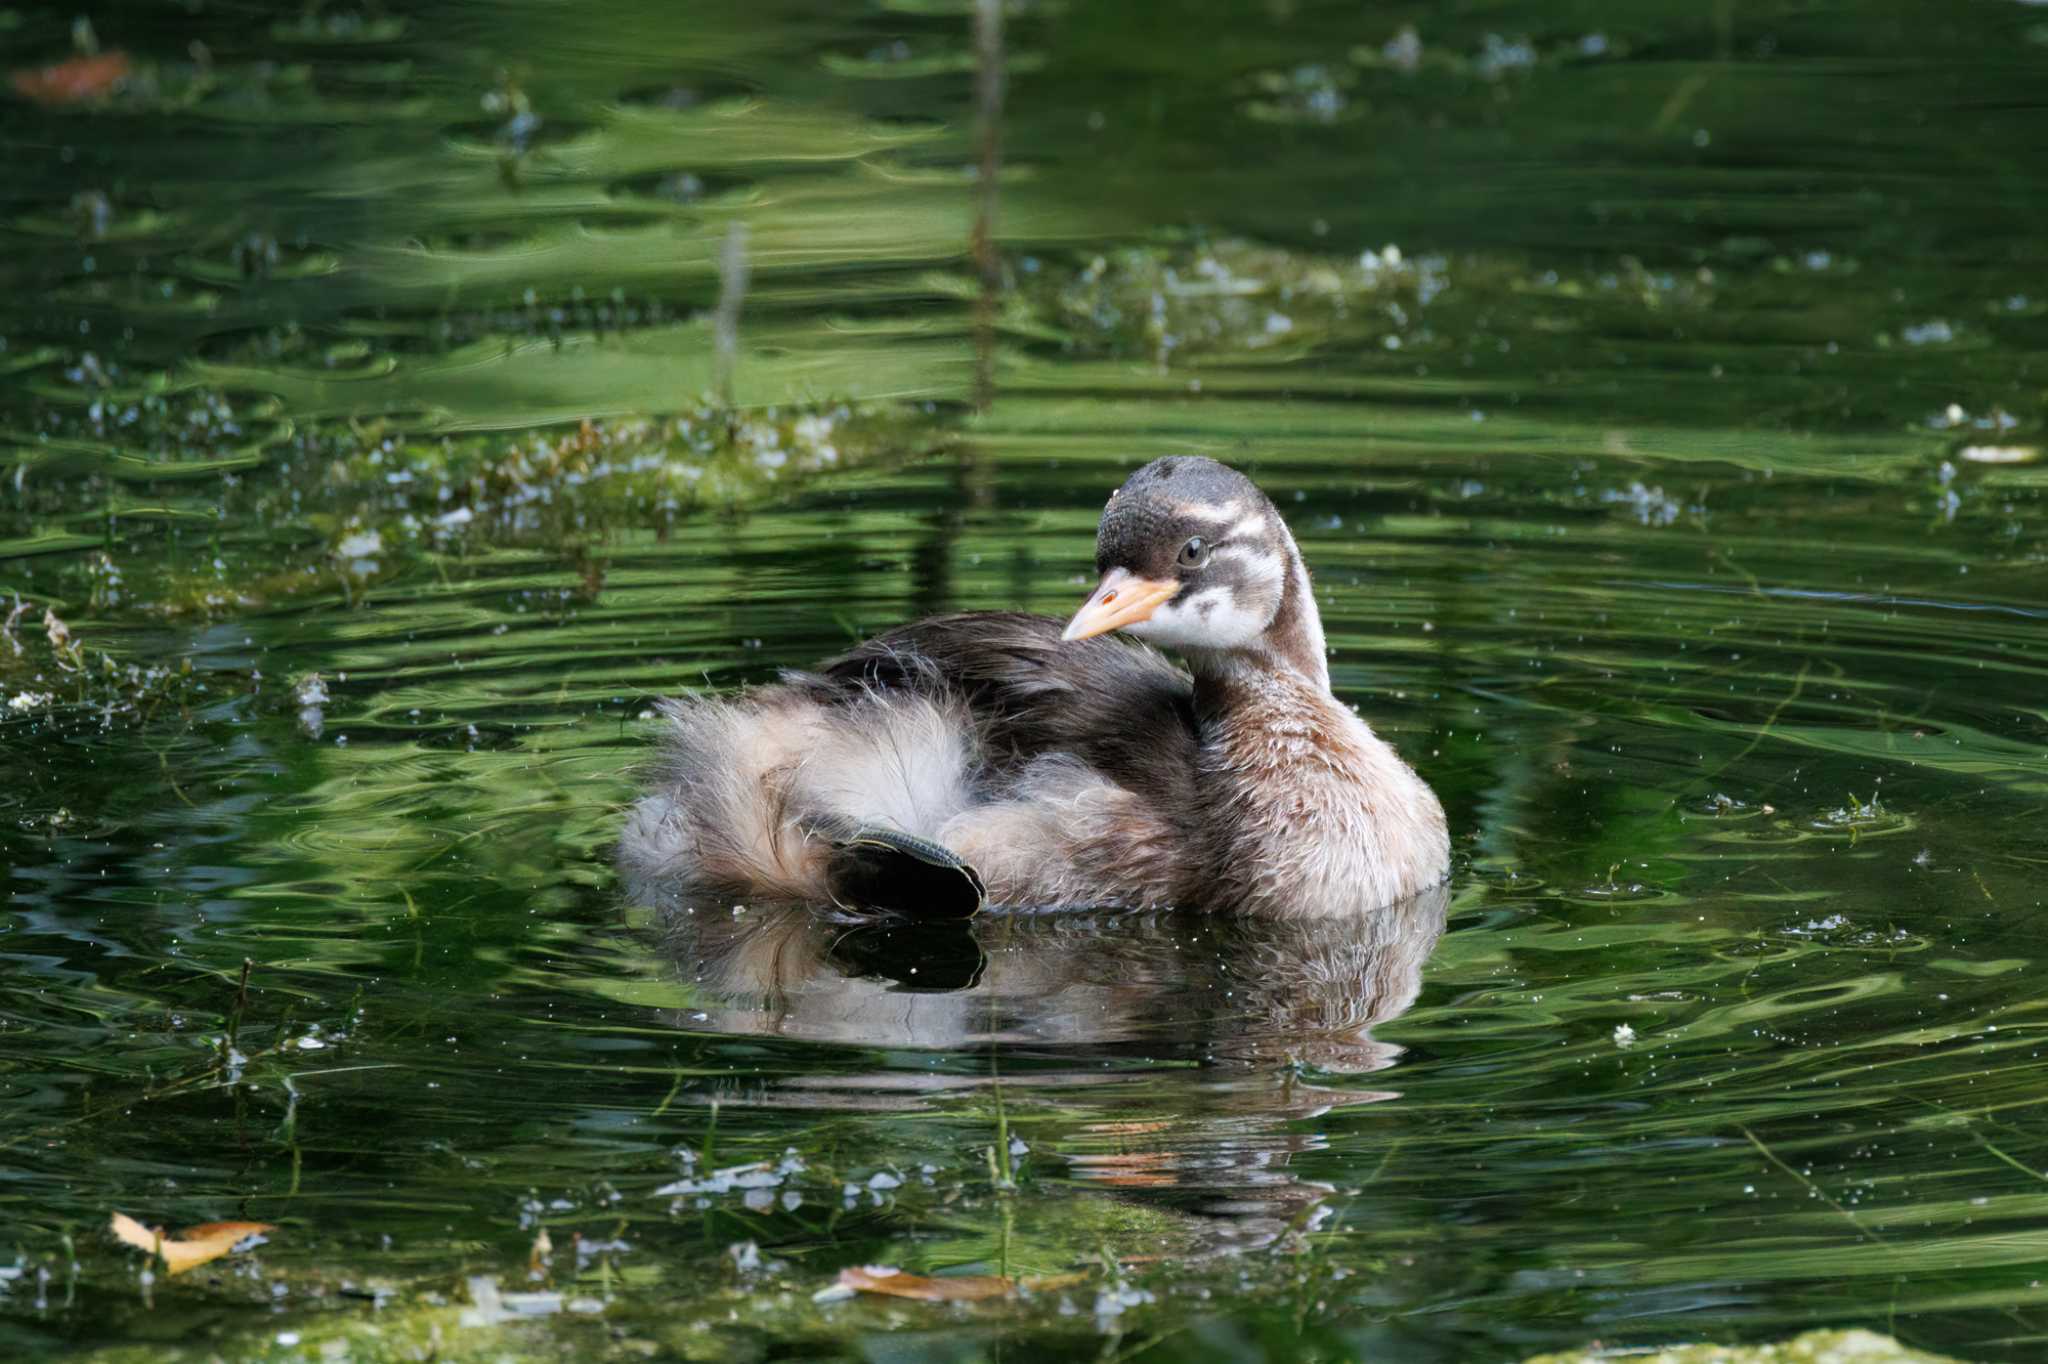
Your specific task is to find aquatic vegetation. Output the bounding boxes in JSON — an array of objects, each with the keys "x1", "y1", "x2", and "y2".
[
  {"x1": 1021, "y1": 236, "x2": 1463, "y2": 366},
  {"x1": 1350, "y1": 24, "x2": 1629, "y2": 80},
  {"x1": 1810, "y1": 793, "x2": 1911, "y2": 841},
  {"x1": 1523, "y1": 1329, "x2": 1964, "y2": 1364},
  {"x1": 1013, "y1": 235, "x2": 1755, "y2": 376},
  {"x1": 1237, "y1": 63, "x2": 1361, "y2": 126},
  {"x1": 0, "y1": 599, "x2": 212, "y2": 724},
  {"x1": 3, "y1": 380, "x2": 943, "y2": 620}
]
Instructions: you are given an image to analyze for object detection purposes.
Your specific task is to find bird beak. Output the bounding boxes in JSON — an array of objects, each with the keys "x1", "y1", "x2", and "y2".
[{"x1": 1061, "y1": 569, "x2": 1179, "y2": 642}]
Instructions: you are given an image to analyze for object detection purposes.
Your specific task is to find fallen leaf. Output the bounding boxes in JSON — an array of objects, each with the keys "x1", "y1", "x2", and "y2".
[
  {"x1": 838, "y1": 1266, "x2": 1015, "y2": 1301},
  {"x1": 835, "y1": 1265, "x2": 1088, "y2": 1302},
  {"x1": 10, "y1": 51, "x2": 133, "y2": 107},
  {"x1": 110, "y1": 1212, "x2": 276, "y2": 1275}
]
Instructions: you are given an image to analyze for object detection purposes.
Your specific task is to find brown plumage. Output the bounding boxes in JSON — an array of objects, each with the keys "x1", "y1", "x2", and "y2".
[{"x1": 618, "y1": 455, "x2": 1450, "y2": 916}]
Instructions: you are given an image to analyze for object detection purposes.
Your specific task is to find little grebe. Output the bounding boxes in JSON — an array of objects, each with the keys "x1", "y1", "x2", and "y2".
[{"x1": 619, "y1": 455, "x2": 1449, "y2": 917}]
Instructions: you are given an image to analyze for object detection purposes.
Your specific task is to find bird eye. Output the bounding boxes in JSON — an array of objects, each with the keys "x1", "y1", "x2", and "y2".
[{"x1": 1177, "y1": 536, "x2": 1210, "y2": 569}]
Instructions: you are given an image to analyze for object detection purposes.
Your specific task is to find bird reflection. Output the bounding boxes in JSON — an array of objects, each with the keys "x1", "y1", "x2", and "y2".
[{"x1": 641, "y1": 888, "x2": 1450, "y2": 1257}]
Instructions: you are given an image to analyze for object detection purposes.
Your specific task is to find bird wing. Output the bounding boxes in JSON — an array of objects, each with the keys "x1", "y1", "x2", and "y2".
[{"x1": 800, "y1": 612, "x2": 1202, "y2": 808}]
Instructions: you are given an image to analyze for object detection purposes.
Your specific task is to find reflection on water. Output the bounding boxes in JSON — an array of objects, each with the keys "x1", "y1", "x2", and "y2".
[
  {"x1": 655, "y1": 890, "x2": 1445, "y2": 1059},
  {"x1": 648, "y1": 887, "x2": 1447, "y2": 1254}
]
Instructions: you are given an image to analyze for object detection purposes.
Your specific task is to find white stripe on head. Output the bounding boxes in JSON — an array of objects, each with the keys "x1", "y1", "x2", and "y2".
[
  {"x1": 1171, "y1": 499, "x2": 1241, "y2": 526},
  {"x1": 1209, "y1": 544, "x2": 1282, "y2": 573}
]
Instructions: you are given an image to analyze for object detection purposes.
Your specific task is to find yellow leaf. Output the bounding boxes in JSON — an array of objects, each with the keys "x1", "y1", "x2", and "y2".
[{"x1": 110, "y1": 1212, "x2": 276, "y2": 1275}]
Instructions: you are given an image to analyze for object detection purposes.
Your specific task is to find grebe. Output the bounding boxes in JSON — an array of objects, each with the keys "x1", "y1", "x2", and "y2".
[{"x1": 619, "y1": 455, "x2": 1448, "y2": 917}]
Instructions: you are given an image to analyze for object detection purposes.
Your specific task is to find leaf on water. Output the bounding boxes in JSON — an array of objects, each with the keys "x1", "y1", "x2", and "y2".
[
  {"x1": 834, "y1": 1265, "x2": 1088, "y2": 1302},
  {"x1": 10, "y1": 52, "x2": 133, "y2": 106},
  {"x1": 110, "y1": 1212, "x2": 276, "y2": 1275}
]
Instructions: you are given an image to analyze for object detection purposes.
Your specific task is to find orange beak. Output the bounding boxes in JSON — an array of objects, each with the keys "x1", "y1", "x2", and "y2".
[{"x1": 1060, "y1": 569, "x2": 1180, "y2": 642}]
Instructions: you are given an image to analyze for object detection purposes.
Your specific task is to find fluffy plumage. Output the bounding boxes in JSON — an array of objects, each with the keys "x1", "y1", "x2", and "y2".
[{"x1": 618, "y1": 455, "x2": 1450, "y2": 916}]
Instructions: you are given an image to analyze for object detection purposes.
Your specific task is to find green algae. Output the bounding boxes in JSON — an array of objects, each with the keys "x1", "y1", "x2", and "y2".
[
  {"x1": 49, "y1": 1309, "x2": 1976, "y2": 1364},
  {"x1": 1523, "y1": 1328, "x2": 1968, "y2": 1364},
  {"x1": 4, "y1": 385, "x2": 943, "y2": 620}
]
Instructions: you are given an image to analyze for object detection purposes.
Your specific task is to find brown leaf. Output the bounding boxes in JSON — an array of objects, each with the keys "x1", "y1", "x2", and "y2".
[
  {"x1": 836, "y1": 1266, "x2": 1089, "y2": 1303},
  {"x1": 10, "y1": 52, "x2": 133, "y2": 107},
  {"x1": 838, "y1": 1266, "x2": 1016, "y2": 1301},
  {"x1": 110, "y1": 1212, "x2": 276, "y2": 1275}
]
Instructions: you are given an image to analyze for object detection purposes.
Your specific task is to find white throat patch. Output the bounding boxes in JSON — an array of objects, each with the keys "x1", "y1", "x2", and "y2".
[
  {"x1": 1128, "y1": 541, "x2": 1286, "y2": 651},
  {"x1": 1128, "y1": 585, "x2": 1268, "y2": 650}
]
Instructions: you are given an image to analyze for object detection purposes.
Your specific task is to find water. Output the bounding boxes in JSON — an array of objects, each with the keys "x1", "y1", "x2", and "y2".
[{"x1": 2, "y1": 2, "x2": 2045, "y2": 1360}]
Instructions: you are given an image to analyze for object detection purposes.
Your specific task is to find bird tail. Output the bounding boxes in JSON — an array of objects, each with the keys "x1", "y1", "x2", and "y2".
[{"x1": 617, "y1": 684, "x2": 980, "y2": 911}]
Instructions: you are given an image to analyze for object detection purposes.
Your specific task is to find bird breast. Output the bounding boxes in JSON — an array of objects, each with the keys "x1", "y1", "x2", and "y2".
[{"x1": 1201, "y1": 675, "x2": 1449, "y2": 916}]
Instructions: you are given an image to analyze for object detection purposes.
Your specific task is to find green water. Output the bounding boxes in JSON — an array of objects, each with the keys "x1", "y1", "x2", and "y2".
[{"x1": 2, "y1": 2, "x2": 2045, "y2": 1360}]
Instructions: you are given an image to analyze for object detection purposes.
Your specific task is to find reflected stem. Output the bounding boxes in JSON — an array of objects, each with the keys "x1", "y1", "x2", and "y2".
[
  {"x1": 970, "y1": 0, "x2": 1004, "y2": 414},
  {"x1": 1738, "y1": 1124, "x2": 1880, "y2": 1244}
]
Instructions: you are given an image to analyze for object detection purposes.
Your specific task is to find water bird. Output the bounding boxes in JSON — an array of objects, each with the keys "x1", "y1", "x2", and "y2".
[{"x1": 619, "y1": 455, "x2": 1448, "y2": 917}]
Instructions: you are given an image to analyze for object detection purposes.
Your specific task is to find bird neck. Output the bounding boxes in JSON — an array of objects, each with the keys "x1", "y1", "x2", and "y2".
[{"x1": 1185, "y1": 535, "x2": 1330, "y2": 705}]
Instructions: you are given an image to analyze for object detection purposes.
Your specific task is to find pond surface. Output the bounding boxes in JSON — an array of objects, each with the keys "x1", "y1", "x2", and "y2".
[{"x1": 3, "y1": 2, "x2": 2046, "y2": 1360}]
